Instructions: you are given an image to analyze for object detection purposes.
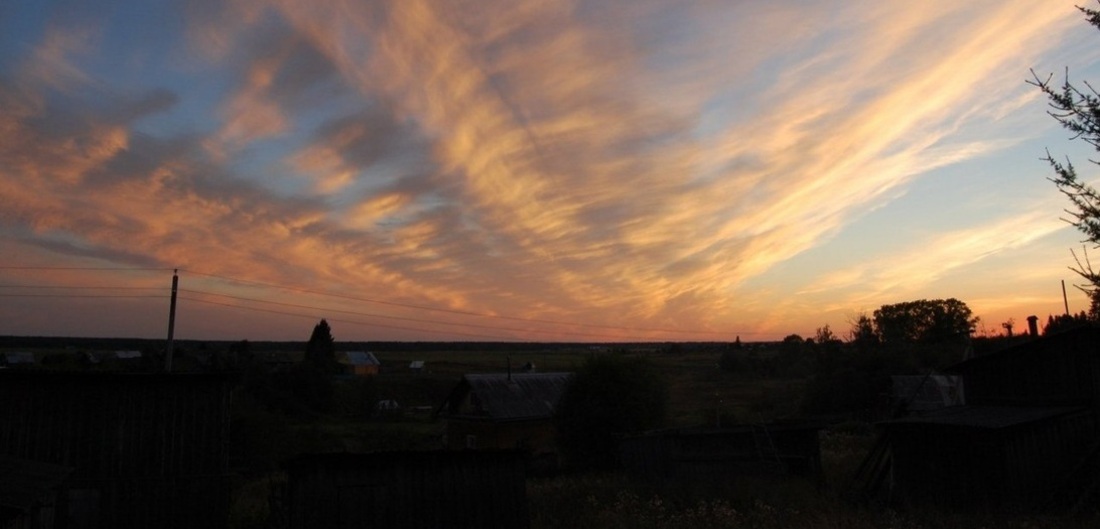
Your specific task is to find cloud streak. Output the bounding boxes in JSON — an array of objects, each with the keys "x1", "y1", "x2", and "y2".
[{"x1": 0, "y1": 0, "x2": 1093, "y2": 340}]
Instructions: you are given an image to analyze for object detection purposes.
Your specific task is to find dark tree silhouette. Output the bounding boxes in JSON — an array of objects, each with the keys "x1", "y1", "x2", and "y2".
[
  {"x1": 873, "y1": 298, "x2": 977, "y2": 345},
  {"x1": 304, "y1": 319, "x2": 338, "y2": 373},
  {"x1": 1032, "y1": 2, "x2": 1100, "y2": 315},
  {"x1": 555, "y1": 354, "x2": 668, "y2": 471},
  {"x1": 848, "y1": 313, "x2": 879, "y2": 352}
]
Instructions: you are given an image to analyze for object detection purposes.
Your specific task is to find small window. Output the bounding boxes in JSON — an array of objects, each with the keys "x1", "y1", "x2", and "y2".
[{"x1": 465, "y1": 434, "x2": 477, "y2": 449}]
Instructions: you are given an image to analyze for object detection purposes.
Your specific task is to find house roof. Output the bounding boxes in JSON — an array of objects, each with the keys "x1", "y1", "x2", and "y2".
[
  {"x1": 3, "y1": 352, "x2": 34, "y2": 365},
  {"x1": 947, "y1": 324, "x2": 1100, "y2": 373},
  {"x1": 340, "y1": 351, "x2": 380, "y2": 366},
  {"x1": 441, "y1": 372, "x2": 573, "y2": 422},
  {"x1": 890, "y1": 375, "x2": 964, "y2": 411},
  {"x1": 879, "y1": 405, "x2": 1088, "y2": 430}
]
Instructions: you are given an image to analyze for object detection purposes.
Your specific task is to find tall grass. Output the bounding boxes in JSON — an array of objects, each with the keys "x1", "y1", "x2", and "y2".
[{"x1": 527, "y1": 426, "x2": 1100, "y2": 529}]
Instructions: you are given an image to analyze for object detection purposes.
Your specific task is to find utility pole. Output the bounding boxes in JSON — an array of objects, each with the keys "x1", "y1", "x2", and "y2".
[
  {"x1": 166, "y1": 269, "x2": 178, "y2": 372},
  {"x1": 1062, "y1": 280, "x2": 1070, "y2": 316}
]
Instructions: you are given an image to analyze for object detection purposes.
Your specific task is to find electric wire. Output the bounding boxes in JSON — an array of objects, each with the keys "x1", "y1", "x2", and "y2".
[
  {"x1": 0, "y1": 266, "x2": 174, "y2": 271},
  {"x1": 179, "y1": 288, "x2": 655, "y2": 341},
  {"x1": 179, "y1": 268, "x2": 755, "y2": 336},
  {"x1": 179, "y1": 296, "x2": 529, "y2": 341},
  {"x1": 1, "y1": 265, "x2": 756, "y2": 339},
  {"x1": 0, "y1": 294, "x2": 165, "y2": 299},
  {"x1": 0, "y1": 285, "x2": 163, "y2": 290}
]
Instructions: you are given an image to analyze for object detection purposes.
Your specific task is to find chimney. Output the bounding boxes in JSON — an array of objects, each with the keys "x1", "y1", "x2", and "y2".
[{"x1": 1027, "y1": 315, "x2": 1039, "y2": 338}]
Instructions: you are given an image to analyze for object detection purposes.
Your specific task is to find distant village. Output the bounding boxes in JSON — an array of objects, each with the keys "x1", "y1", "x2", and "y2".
[{"x1": 1, "y1": 315, "x2": 1099, "y2": 528}]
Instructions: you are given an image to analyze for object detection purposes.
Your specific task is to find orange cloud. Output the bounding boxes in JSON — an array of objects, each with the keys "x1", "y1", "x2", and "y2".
[{"x1": 0, "y1": 0, "x2": 1092, "y2": 341}]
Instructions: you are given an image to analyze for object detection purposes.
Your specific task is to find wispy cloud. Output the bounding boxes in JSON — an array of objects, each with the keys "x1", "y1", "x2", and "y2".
[
  {"x1": 0, "y1": 0, "x2": 1091, "y2": 339},
  {"x1": 803, "y1": 207, "x2": 1067, "y2": 300}
]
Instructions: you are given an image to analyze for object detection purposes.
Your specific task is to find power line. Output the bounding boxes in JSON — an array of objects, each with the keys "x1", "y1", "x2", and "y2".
[
  {"x1": 0, "y1": 294, "x2": 165, "y2": 299},
  {"x1": 180, "y1": 268, "x2": 753, "y2": 336},
  {"x1": 0, "y1": 266, "x2": 173, "y2": 271},
  {"x1": 0, "y1": 285, "x2": 163, "y2": 290},
  {"x1": 179, "y1": 288, "x2": 653, "y2": 341},
  {"x1": 179, "y1": 296, "x2": 519, "y2": 341},
  {"x1": 1, "y1": 265, "x2": 757, "y2": 339}
]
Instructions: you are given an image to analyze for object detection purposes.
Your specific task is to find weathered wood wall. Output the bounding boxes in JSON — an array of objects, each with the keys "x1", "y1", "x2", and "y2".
[
  {"x1": 956, "y1": 327, "x2": 1100, "y2": 410},
  {"x1": 886, "y1": 408, "x2": 1097, "y2": 509},
  {"x1": 0, "y1": 372, "x2": 235, "y2": 529}
]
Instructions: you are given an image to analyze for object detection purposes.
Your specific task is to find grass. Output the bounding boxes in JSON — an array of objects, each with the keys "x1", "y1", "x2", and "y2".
[{"x1": 527, "y1": 428, "x2": 1100, "y2": 529}]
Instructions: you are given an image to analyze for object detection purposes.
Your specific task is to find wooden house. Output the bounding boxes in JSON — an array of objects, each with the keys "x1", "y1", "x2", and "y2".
[
  {"x1": 0, "y1": 371, "x2": 236, "y2": 528},
  {"x1": 1, "y1": 352, "x2": 35, "y2": 367},
  {"x1": 436, "y1": 373, "x2": 571, "y2": 460},
  {"x1": 280, "y1": 451, "x2": 529, "y2": 529},
  {"x1": 340, "y1": 351, "x2": 381, "y2": 376},
  {"x1": 863, "y1": 326, "x2": 1100, "y2": 510}
]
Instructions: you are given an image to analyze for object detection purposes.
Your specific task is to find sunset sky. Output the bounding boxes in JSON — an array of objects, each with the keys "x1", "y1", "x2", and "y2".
[{"x1": 2, "y1": 0, "x2": 1100, "y2": 342}]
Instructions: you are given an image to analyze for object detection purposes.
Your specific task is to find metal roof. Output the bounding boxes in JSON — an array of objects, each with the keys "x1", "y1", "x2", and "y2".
[
  {"x1": 3, "y1": 352, "x2": 34, "y2": 365},
  {"x1": 891, "y1": 375, "x2": 964, "y2": 411},
  {"x1": 880, "y1": 405, "x2": 1088, "y2": 430},
  {"x1": 341, "y1": 351, "x2": 380, "y2": 366},
  {"x1": 451, "y1": 372, "x2": 573, "y2": 421},
  {"x1": 114, "y1": 350, "x2": 142, "y2": 359}
]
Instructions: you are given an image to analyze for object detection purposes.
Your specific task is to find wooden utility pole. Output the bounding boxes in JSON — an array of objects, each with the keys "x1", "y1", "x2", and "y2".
[
  {"x1": 1063, "y1": 280, "x2": 1070, "y2": 316},
  {"x1": 166, "y1": 269, "x2": 178, "y2": 372}
]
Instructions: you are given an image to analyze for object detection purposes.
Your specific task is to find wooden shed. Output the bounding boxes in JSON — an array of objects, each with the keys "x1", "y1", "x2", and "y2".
[
  {"x1": 0, "y1": 371, "x2": 236, "y2": 528},
  {"x1": 951, "y1": 326, "x2": 1100, "y2": 409},
  {"x1": 281, "y1": 451, "x2": 529, "y2": 529},
  {"x1": 877, "y1": 405, "x2": 1096, "y2": 509},
  {"x1": 437, "y1": 373, "x2": 571, "y2": 461},
  {"x1": 861, "y1": 326, "x2": 1100, "y2": 510},
  {"x1": 339, "y1": 351, "x2": 381, "y2": 376}
]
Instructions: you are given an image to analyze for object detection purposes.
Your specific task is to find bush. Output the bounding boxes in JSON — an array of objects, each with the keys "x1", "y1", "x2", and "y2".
[{"x1": 555, "y1": 354, "x2": 668, "y2": 471}]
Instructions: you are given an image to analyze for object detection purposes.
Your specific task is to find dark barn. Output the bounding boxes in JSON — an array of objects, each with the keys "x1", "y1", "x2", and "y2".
[
  {"x1": 281, "y1": 451, "x2": 529, "y2": 529},
  {"x1": 880, "y1": 406, "x2": 1096, "y2": 508},
  {"x1": 954, "y1": 326, "x2": 1100, "y2": 409},
  {"x1": 0, "y1": 372, "x2": 235, "y2": 528},
  {"x1": 866, "y1": 326, "x2": 1100, "y2": 510},
  {"x1": 619, "y1": 423, "x2": 824, "y2": 485},
  {"x1": 437, "y1": 373, "x2": 572, "y2": 461}
]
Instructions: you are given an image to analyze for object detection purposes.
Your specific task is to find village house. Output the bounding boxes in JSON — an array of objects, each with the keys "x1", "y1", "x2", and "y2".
[
  {"x1": 861, "y1": 325, "x2": 1100, "y2": 510},
  {"x1": 339, "y1": 351, "x2": 381, "y2": 376},
  {"x1": 436, "y1": 372, "x2": 572, "y2": 465},
  {"x1": 1, "y1": 352, "x2": 35, "y2": 367}
]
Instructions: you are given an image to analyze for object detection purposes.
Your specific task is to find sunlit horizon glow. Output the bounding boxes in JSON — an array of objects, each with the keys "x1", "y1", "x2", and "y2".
[{"x1": 2, "y1": 0, "x2": 1100, "y2": 342}]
